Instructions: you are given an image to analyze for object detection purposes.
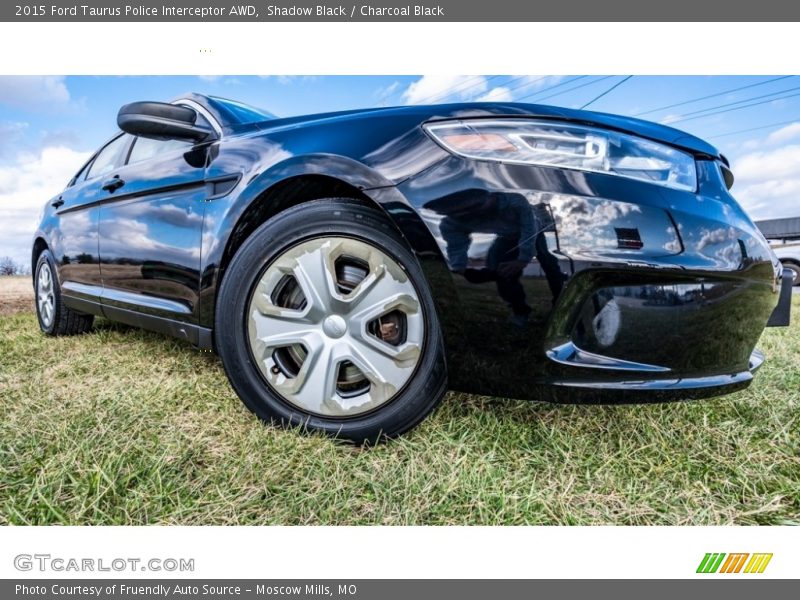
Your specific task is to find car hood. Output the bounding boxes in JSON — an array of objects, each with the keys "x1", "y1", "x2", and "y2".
[{"x1": 248, "y1": 102, "x2": 721, "y2": 159}]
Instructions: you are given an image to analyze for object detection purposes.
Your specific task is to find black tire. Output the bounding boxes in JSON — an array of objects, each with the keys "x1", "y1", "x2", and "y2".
[
  {"x1": 34, "y1": 249, "x2": 94, "y2": 336},
  {"x1": 782, "y1": 261, "x2": 800, "y2": 286},
  {"x1": 215, "y1": 199, "x2": 447, "y2": 443}
]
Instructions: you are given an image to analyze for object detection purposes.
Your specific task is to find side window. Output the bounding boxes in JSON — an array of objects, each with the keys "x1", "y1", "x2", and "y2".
[
  {"x1": 127, "y1": 136, "x2": 191, "y2": 165},
  {"x1": 67, "y1": 159, "x2": 93, "y2": 187},
  {"x1": 86, "y1": 134, "x2": 131, "y2": 180}
]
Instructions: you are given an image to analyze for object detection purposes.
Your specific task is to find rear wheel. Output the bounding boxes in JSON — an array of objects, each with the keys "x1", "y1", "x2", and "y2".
[
  {"x1": 34, "y1": 249, "x2": 94, "y2": 336},
  {"x1": 215, "y1": 199, "x2": 447, "y2": 443},
  {"x1": 782, "y1": 261, "x2": 800, "y2": 286}
]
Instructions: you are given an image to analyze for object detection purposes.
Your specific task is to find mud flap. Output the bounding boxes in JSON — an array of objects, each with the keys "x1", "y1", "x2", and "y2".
[{"x1": 767, "y1": 269, "x2": 793, "y2": 327}]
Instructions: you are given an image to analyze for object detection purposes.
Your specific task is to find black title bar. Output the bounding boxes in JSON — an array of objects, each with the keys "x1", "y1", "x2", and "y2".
[{"x1": 6, "y1": 0, "x2": 800, "y2": 21}]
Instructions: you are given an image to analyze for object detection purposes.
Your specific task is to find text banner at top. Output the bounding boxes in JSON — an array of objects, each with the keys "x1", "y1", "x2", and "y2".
[{"x1": 5, "y1": 0, "x2": 800, "y2": 22}]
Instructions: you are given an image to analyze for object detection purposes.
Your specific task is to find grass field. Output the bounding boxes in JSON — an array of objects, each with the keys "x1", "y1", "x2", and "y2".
[{"x1": 1, "y1": 275, "x2": 798, "y2": 525}]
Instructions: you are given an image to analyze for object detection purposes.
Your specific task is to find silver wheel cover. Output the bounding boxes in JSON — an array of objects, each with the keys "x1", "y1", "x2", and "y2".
[
  {"x1": 247, "y1": 237, "x2": 424, "y2": 417},
  {"x1": 37, "y1": 262, "x2": 56, "y2": 328}
]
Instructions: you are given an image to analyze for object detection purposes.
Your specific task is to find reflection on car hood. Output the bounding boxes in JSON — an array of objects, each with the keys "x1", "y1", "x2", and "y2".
[{"x1": 249, "y1": 102, "x2": 720, "y2": 158}]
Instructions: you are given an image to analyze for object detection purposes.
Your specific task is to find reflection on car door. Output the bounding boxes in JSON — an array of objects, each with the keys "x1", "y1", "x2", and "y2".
[
  {"x1": 56, "y1": 134, "x2": 131, "y2": 302},
  {"x1": 97, "y1": 135, "x2": 209, "y2": 322}
]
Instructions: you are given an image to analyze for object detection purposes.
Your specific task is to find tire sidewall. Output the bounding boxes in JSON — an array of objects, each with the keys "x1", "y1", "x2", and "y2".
[
  {"x1": 35, "y1": 250, "x2": 60, "y2": 334},
  {"x1": 215, "y1": 200, "x2": 446, "y2": 441}
]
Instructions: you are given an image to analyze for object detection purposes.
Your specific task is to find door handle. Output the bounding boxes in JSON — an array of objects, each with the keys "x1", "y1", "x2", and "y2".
[
  {"x1": 51, "y1": 197, "x2": 64, "y2": 208},
  {"x1": 102, "y1": 176, "x2": 125, "y2": 192}
]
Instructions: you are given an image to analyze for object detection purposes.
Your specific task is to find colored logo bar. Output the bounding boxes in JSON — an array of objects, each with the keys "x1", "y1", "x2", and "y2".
[{"x1": 697, "y1": 553, "x2": 773, "y2": 573}]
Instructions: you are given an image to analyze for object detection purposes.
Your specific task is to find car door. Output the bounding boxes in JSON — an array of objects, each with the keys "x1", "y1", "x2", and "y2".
[
  {"x1": 54, "y1": 134, "x2": 131, "y2": 303},
  {"x1": 97, "y1": 126, "x2": 210, "y2": 323}
]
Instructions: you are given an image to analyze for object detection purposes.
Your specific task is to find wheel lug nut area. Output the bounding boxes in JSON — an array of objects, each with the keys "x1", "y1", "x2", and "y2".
[{"x1": 322, "y1": 314, "x2": 348, "y2": 338}]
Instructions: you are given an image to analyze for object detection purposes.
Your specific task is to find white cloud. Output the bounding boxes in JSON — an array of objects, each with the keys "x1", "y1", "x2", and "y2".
[
  {"x1": 728, "y1": 121, "x2": 800, "y2": 153},
  {"x1": 765, "y1": 122, "x2": 800, "y2": 145},
  {"x1": 197, "y1": 75, "x2": 242, "y2": 85},
  {"x1": 374, "y1": 81, "x2": 401, "y2": 106},
  {"x1": 401, "y1": 74, "x2": 565, "y2": 106},
  {"x1": 402, "y1": 75, "x2": 489, "y2": 105},
  {"x1": 476, "y1": 86, "x2": 513, "y2": 102},
  {"x1": 0, "y1": 121, "x2": 28, "y2": 157},
  {"x1": 511, "y1": 75, "x2": 564, "y2": 99},
  {"x1": 0, "y1": 76, "x2": 71, "y2": 109},
  {"x1": 0, "y1": 145, "x2": 91, "y2": 266},
  {"x1": 731, "y1": 143, "x2": 800, "y2": 220},
  {"x1": 271, "y1": 75, "x2": 318, "y2": 85},
  {"x1": 734, "y1": 144, "x2": 800, "y2": 182},
  {"x1": 41, "y1": 129, "x2": 81, "y2": 148}
]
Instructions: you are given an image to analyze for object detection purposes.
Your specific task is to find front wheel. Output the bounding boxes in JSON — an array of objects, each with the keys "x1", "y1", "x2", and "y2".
[{"x1": 215, "y1": 199, "x2": 447, "y2": 443}]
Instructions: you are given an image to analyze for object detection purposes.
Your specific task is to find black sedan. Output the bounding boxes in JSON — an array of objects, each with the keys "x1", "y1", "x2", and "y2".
[{"x1": 31, "y1": 94, "x2": 792, "y2": 442}]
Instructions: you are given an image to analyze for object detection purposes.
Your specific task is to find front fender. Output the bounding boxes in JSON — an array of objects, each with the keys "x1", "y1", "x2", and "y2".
[
  {"x1": 197, "y1": 151, "x2": 454, "y2": 330},
  {"x1": 202, "y1": 153, "x2": 399, "y2": 274}
]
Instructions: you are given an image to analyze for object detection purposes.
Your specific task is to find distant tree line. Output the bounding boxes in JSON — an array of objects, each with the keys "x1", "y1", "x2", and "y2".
[{"x1": 0, "y1": 256, "x2": 29, "y2": 276}]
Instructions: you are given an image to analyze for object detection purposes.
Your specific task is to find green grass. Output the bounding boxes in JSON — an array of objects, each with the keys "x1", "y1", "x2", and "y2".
[{"x1": 1, "y1": 300, "x2": 798, "y2": 525}]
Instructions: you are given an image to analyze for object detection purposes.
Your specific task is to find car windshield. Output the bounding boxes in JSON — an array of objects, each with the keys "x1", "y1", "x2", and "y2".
[{"x1": 209, "y1": 96, "x2": 276, "y2": 124}]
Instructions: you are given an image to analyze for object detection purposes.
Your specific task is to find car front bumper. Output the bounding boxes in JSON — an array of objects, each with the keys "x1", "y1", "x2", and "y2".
[{"x1": 392, "y1": 155, "x2": 786, "y2": 402}]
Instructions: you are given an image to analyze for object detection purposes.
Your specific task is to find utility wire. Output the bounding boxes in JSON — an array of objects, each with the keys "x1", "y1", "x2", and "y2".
[
  {"x1": 667, "y1": 90, "x2": 800, "y2": 125},
  {"x1": 666, "y1": 92, "x2": 800, "y2": 125},
  {"x1": 708, "y1": 118, "x2": 800, "y2": 139},
  {"x1": 421, "y1": 75, "x2": 550, "y2": 104},
  {"x1": 581, "y1": 75, "x2": 633, "y2": 109},
  {"x1": 416, "y1": 74, "x2": 502, "y2": 104},
  {"x1": 416, "y1": 74, "x2": 565, "y2": 106},
  {"x1": 527, "y1": 76, "x2": 615, "y2": 103},
  {"x1": 633, "y1": 75, "x2": 793, "y2": 117},
  {"x1": 442, "y1": 74, "x2": 550, "y2": 103},
  {"x1": 491, "y1": 75, "x2": 551, "y2": 98},
  {"x1": 513, "y1": 75, "x2": 589, "y2": 102},
  {"x1": 669, "y1": 84, "x2": 800, "y2": 120}
]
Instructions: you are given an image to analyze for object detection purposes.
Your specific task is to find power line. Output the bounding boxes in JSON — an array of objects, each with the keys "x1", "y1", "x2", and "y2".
[
  {"x1": 419, "y1": 75, "x2": 592, "y2": 104},
  {"x1": 670, "y1": 84, "x2": 800, "y2": 120},
  {"x1": 415, "y1": 74, "x2": 568, "y2": 106},
  {"x1": 513, "y1": 75, "x2": 589, "y2": 102},
  {"x1": 450, "y1": 74, "x2": 551, "y2": 103},
  {"x1": 514, "y1": 76, "x2": 589, "y2": 102},
  {"x1": 491, "y1": 75, "x2": 551, "y2": 98},
  {"x1": 538, "y1": 76, "x2": 615, "y2": 102},
  {"x1": 581, "y1": 76, "x2": 633, "y2": 109},
  {"x1": 416, "y1": 74, "x2": 502, "y2": 104},
  {"x1": 424, "y1": 74, "x2": 557, "y2": 105},
  {"x1": 531, "y1": 76, "x2": 615, "y2": 103},
  {"x1": 415, "y1": 74, "x2": 490, "y2": 104},
  {"x1": 667, "y1": 90, "x2": 800, "y2": 125},
  {"x1": 708, "y1": 118, "x2": 800, "y2": 139},
  {"x1": 633, "y1": 75, "x2": 793, "y2": 117}
]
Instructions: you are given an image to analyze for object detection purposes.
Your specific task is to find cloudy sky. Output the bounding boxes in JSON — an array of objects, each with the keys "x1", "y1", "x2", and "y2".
[{"x1": 1, "y1": 74, "x2": 798, "y2": 268}]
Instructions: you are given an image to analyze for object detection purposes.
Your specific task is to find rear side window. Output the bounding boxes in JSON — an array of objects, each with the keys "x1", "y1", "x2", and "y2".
[
  {"x1": 68, "y1": 159, "x2": 93, "y2": 187},
  {"x1": 86, "y1": 135, "x2": 130, "y2": 180}
]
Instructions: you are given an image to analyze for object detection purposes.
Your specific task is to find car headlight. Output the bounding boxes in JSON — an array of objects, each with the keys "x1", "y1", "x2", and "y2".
[{"x1": 424, "y1": 119, "x2": 697, "y2": 192}]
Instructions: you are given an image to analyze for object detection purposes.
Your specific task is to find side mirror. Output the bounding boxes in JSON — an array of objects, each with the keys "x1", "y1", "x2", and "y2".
[{"x1": 117, "y1": 101, "x2": 216, "y2": 143}]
